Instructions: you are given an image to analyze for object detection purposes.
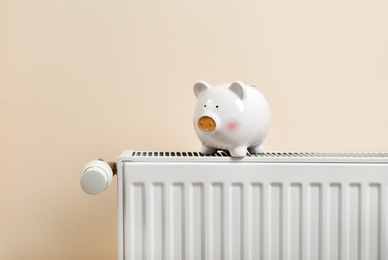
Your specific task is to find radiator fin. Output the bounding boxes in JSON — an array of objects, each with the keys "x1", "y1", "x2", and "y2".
[{"x1": 126, "y1": 181, "x2": 387, "y2": 260}]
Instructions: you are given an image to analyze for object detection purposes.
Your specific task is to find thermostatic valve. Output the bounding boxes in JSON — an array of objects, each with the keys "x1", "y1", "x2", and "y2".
[{"x1": 80, "y1": 159, "x2": 114, "y2": 195}]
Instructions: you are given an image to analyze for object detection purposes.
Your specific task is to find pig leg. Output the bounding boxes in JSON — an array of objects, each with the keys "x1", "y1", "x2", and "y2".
[
  {"x1": 201, "y1": 144, "x2": 218, "y2": 155},
  {"x1": 248, "y1": 144, "x2": 264, "y2": 154},
  {"x1": 230, "y1": 146, "x2": 248, "y2": 157}
]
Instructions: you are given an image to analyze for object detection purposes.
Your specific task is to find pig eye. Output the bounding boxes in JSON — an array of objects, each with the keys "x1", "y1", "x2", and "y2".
[
  {"x1": 216, "y1": 105, "x2": 219, "y2": 108},
  {"x1": 203, "y1": 105, "x2": 207, "y2": 107}
]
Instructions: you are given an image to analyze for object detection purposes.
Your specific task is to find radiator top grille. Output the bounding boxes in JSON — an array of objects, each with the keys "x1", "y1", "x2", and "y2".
[
  {"x1": 119, "y1": 150, "x2": 388, "y2": 163},
  {"x1": 131, "y1": 151, "x2": 388, "y2": 158}
]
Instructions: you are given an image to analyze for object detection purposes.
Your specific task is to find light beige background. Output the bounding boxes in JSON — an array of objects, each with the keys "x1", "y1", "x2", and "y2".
[{"x1": 1, "y1": 0, "x2": 388, "y2": 259}]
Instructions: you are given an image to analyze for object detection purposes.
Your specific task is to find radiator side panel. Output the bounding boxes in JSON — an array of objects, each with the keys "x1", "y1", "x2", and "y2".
[{"x1": 120, "y1": 163, "x2": 388, "y2": 260}]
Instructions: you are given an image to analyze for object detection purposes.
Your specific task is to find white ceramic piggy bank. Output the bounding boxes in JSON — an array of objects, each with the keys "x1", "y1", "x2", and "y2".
[{"x1": 193, "y1": 81, "x2": 270, "y2": 157}]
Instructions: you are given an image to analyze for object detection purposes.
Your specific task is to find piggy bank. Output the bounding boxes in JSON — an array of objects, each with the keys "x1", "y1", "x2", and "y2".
[{"x1": 193, "y1": 81, "x2": 270, "y2": 157}]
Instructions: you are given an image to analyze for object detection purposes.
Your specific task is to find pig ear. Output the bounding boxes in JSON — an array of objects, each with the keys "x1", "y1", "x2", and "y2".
[
  {"x1": 229, "y1": 81, "x2": 246, "y2": 100},
  {"x1": 193, "y1": 81, "x2": 211, "y2": 98}
]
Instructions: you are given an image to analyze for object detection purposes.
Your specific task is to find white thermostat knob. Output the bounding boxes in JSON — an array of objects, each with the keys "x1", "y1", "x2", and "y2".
[{"x1": 81, "y1": 160, "x2": 113, "y2": 195}]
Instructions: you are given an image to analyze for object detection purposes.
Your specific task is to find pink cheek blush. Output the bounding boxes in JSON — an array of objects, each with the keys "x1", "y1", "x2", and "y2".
[{"x1": 227, "y1": 120, "x2": 240, "y2": 131}]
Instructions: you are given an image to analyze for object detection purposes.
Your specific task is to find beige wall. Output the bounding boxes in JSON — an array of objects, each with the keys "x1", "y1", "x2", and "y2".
[{"x1": 1, "y1": 0, "x2": 388, "y2": 259}]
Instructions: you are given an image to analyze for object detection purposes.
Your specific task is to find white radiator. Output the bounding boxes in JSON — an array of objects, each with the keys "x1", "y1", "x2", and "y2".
[{"x1": 117, "y1": 151, "x2": 388, "y2": 260}]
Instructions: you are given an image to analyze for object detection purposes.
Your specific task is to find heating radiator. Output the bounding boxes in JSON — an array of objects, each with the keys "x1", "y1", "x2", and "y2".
[{"x1": 117, "y1": 151, "x2": 388, "y2": 260}]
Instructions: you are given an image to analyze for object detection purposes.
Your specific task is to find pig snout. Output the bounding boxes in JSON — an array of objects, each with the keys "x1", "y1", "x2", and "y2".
[{"x1": 198, "y1": 116, "x2": 216, "y2": 132}]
